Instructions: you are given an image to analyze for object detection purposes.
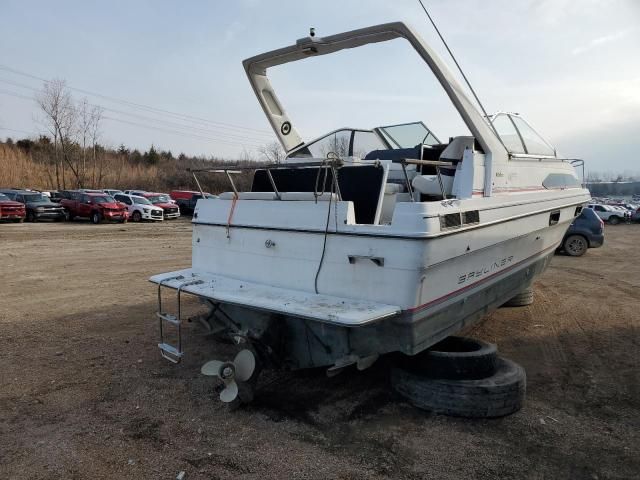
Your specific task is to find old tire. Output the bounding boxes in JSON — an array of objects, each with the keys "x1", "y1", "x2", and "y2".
[
  {"x1": 90, "y1": 211, "x2": 102, "y2": 224},
  {"x1": 503, "y1": 288, "x2": 533, "y2": 307},
  {"x1": 608, "y1": 216, "x2": 620, "y2": 225},
  {"x1": 391, "y1": 357, "x2": 526, "y2": 418},
  {"x1": 563, "y1": 234, "x2": 588, "y2": 257},
  {"x1": 407, "y1": 336, "x2": 498, "y2": 380}
]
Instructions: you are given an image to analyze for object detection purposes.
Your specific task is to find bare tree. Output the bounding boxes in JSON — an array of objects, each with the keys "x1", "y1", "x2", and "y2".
[
  {"x1": 77, "y1": 97, "x2": 91, "y2": 185},
  {"x1": 89, "y1": 105, "x2": 104, "y2": 187},
  {"x1": 37, "y1": 79, "x2": 79, "y2": 188},
  {"x1": 258, "y1": 141, "x2": 285, "y2": 164}
]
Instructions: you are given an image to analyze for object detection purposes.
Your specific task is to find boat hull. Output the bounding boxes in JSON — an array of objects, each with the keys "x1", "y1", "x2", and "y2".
[{"x1": 166, "y1": 200, "x2": 578, "y2": 369}]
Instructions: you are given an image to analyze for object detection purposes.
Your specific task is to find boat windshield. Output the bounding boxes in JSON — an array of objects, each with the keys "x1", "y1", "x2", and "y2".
[
  {"x1": 290, "y1": 129, "x2": 388, "y2": 158},
  {"x1": 377, "y1": 122, "x2": 440, "y2": 148},
  {"x1": 489, "y1": 113, "x2": 555, "y2": 157},
  {"x1": 288, "y1": 122, "x2": 440, "y2": 159}
]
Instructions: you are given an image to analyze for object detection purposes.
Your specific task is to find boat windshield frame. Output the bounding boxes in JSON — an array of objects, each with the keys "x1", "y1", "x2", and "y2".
[
  {"x1": 287, "y1": 127, "x2": 391, "y2": 159},
  {"x1": 375, "y1": 121, "x2": 441, "y2": 149},
  {"x1": 287, "y1": 121, "x2": 442, "y2": 159},
  {"x1": 243, "y1": 22, "x2": 505, "y2": 159},
  {"x1": 487, "y1": 112, "x2": 556, "y2": 158}
]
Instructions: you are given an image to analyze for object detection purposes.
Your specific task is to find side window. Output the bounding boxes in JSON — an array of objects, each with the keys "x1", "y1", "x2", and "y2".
[
  {"x1": 510, "y1": 116, "x2": 555, "y2": 157},
  {"x1": 303, "y1": 130, "x2": 351, "y2": 158},
  {"x1": 491, "y1": 114, "x2": 525, "y2": 154},
  {"x1": 352, "y1": 131, "x2": 387, "y2": 159},
  {"x1": 595, "y1": 206, "x2": 604, "y2": 212}
]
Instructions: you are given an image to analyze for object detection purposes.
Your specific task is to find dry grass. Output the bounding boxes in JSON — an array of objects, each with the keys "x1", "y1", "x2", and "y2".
[
  {"x1": 0, "y1": 143, "x2": 255, "y2": 194},
  {"x1": 0, "y1": 144, "x2": 51, "y2": 188}
]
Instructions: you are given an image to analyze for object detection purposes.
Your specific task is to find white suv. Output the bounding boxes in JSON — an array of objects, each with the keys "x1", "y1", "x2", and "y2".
[
  {"x1": 586, "y1": 204, "x2": 630, "y2": 225},
  {"x1": 114, "y1": 194, "x2": 164, "y2": 222}
]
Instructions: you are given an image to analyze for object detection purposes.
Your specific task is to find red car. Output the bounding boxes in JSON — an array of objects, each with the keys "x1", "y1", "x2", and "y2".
[
  {"x1": 0, "y1": 192, "x2": 26, "y2": 222},
  {"x1": 142, "y1": 192, "x2": 180, "y2": 219},
  {"x1": 60, "y1": 191, "x2": 128, "y2": 224}
]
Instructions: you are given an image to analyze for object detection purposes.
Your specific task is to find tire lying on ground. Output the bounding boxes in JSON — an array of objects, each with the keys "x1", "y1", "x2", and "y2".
[
  {"x1": 502, "y1": 287, "x2": 534, "y2": 307},
  {"x1": 391, "y1": 357, "x2": 526, "y2": 418},
  {"x1": 407, "y1": 336, "x2": 498, "y2": 380}
]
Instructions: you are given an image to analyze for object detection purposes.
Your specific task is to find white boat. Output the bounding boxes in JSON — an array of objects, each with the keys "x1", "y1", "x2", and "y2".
[{"x1": 150, "y1": 22, "x2": 590, "y2": 402}]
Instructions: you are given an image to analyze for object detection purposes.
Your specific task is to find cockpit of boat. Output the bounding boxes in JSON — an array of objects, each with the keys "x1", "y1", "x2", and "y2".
[
  {"x1": 244, "y1": 120, "x2": 473, "y2": 226},
  {"x1": 243, "y1": 114, "x2": 561, "y2": 227}
]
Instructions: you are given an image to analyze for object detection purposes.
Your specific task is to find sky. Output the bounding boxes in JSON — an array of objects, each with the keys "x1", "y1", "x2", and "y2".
[{"x1": 0, "y1": 0, "x2": 639, "y2": 174}]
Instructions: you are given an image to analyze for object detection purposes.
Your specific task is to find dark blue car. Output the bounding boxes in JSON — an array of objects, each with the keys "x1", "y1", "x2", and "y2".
[{"x1": 559, "y1": 208, "x2": 604, "y2": 256}]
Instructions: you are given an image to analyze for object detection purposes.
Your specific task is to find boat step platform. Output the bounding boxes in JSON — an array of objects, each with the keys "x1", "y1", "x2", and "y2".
[{"x1": 149, "y1": 268, "x2": 401, "y2": 326}]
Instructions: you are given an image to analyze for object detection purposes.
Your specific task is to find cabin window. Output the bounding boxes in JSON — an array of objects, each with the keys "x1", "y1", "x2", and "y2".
[{"x1": 542, "y1": 173, "x2": 580, "y2": 189}]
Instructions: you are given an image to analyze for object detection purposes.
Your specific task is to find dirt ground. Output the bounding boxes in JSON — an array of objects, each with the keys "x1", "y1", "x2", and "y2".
[{"x1": 1, "y1": 219, "x2": 638, "y2": 480}]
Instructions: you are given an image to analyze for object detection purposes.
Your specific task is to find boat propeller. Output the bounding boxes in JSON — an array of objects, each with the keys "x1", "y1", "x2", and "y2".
[{"x1": 201, "y1": 349, "x2": 256, "y2": 403}]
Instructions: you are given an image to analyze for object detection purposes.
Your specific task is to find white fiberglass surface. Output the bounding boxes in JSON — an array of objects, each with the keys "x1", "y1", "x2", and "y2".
[{"x1": 267, "y1": 38, "x2": 470, "y2": 152}]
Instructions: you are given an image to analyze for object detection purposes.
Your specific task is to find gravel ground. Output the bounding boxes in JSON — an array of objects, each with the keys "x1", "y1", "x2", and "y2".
[{"x1": 0, "y1": 219, "x2": 638, "y2": 479}]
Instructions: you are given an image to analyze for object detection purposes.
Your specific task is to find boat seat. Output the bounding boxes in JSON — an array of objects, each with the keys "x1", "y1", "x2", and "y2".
[{"x1": 412, "y1": 173, "x2": 454, "y2": 196}]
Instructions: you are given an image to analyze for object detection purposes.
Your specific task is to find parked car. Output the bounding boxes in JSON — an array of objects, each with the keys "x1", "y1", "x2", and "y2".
[
  {"x1": 170, "y1": 190, "x2": 216, "y2": 215},
  {"x1": 586, "y1": 204, "x2": 629, "y2": 225},
  {"x1": 559, "y1": 208, "x2": 604, "y2": 256},
  {"x1": 113, "y1": 193, "x2": 164, "y2": 222},
  {"x1": 0, "y1": 192, "x2": 26, "y2": 222},
  {"x1": 141, "y1": 192, "x2": 180, "y2": 219},
  {"x1": 49, "y1": 190, "x2": 63, "y2": 202},
  {"x1": 103, "y1": 189, "x2": 123, "y2": 196},
  {"x1": 0, "y1": 189, "x2": 66, "y2": 222},
  {"x1": 60, "y1": 191, "x2": 128, "y2": 224},
  {"x1": 123, "y1": 190, "x2": 147, "y2": 197}
]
